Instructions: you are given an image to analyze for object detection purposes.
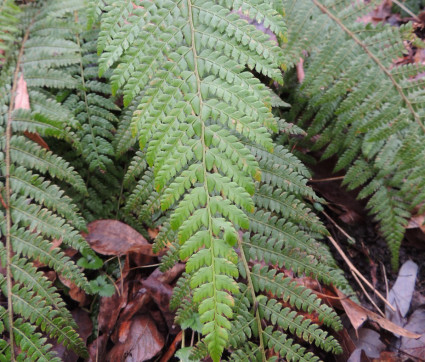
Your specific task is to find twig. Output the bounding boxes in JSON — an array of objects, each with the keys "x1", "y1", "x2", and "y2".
[
  {"x1": 308, "y1": 175, "x2": 345, "y2": 183},
  {"x1": 127, "y1": 263, "x2": 162, "y2": 270},
  {"x1": 382, "y1": 262, "x2": 389, "y2": 298},
  {"x1": 103, "y1": 273, "x2": 121, "y2": 297},
  {"x1": 159, "y1": 330, "x2": 183, "y2": 362},
  {"x1": 352, "y1": 271, "x2": 385, "y2": 317},
  {"x1": 327, "y1": 236, "x2": 396, "y2": 311},
  {"x1": 322, "y1": 210, "x2": 356, "y2": 244},
  {"x1": 392, "y1": 0, "x2": 420, "y2": 21}
]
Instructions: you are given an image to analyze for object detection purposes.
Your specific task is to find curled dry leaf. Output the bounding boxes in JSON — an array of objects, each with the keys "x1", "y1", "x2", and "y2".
[
  {"x1": 85, "y1": 220, "x2": 157, "y2": 256},
  {"x1": 58, "y1": 275, "x2": 87, "y2": 306},
  {"x1": 14, "y1": 74, "x2": 49, "y2": 149},
  {"x1": 14, "y1": 74, "x2": 30, "y2": 110},
  {"x1": 107, "y1": 315, "x2": 164, "y2": 362},
  {"x1": 334, "y1": 288, "x2": 421, "y2": 339}
]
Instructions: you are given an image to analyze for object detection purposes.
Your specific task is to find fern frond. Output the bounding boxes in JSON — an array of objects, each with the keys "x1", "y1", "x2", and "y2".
[
  {"x1": 0, "y1": 2, "x2": 100, "y2": 359},
  {"x1": 10, "y1": 135, "x2": 87, "y2": 193},
  {"x1": 0, "y1": 279, "x2": 88, "y2": 357},
  {"x1": 97, "y1": 1, "x2": 287, "y2": 359},
  {"x1": 0, "y1": 0, "x2": 20, "y2": 64},
  {"x1": 0, "y1": 312, "x2": 60, "y2": 362},
  {"x1": 282, "y1": 0, "x2": 425, "y2": 269}
]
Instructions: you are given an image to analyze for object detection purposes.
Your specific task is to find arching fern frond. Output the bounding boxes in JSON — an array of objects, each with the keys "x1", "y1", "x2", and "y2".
[
  {"x1": 97, "y1": 0, "x2": 286, "y2": 359},
  {"x1": 282, "y1": 0, "x2": 425, "y2": 270},
  {"x1": 0, "y1": 1, "x2": 99, "y2": 359}
]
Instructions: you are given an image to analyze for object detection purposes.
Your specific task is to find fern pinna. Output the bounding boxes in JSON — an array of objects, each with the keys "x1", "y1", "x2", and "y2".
[
  {"x1": 97, "y1": 0, "x2": 349, "y2": 360},
  {"x1": 281, "y1": 0, "x2": 425, "y2": 270},
  {"x1": 0, "y1": 0, "x2": 101, "y2": 359}
]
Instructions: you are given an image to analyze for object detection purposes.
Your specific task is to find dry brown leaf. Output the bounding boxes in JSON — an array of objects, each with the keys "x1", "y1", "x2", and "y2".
[
  {"x1": 147, "y1": 227, "x2": 159, "y2": 239},
  {"x1": 85, "y1": 220, "x2": 157, "y2": 256},
  {"x1": 335, "y1": 288, "x2": 421, "y2": 339},
  {"x1": 23, "y1": 131, "x2": 50, "y2": 150},
  {"x1": 58, "y1": 275, "x2": 88, "y2": 306},
  {"x1": 87, "y1": 334, "x2": 108, "y2": 362},
  {"x1": 14, "y1": 75, "x2": 30, "y2": 110},
  {"x1": 407, "y1": 213, "x2": 425, "y2": 233},
  {"x1": 98, "y1": 279, "x2": 129, "y2": 334},
  {"x1": 107, "y1": 315, "x2": 164, "y2": 362}
]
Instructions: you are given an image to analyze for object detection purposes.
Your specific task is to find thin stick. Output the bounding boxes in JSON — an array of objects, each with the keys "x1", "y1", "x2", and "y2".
[
  {"x1": 327, "y1": 236, "x2": 396, "y2": 311},
  {"x1": 127, "y1": 263, "x2": 162, "y2": 270},
  {"x1": 322, "y1": 210, "x2": 356, "y2": 244},
  {"x1": 392, "y1": 0, "x2": 420, "y2": 21},
  {"x1": 103, "y1": 273, "x2": 121, "y2": 297},
  {"x1": 381, "y1": 262, "x2": 389, "y2": 298},
  {"x1": 352, "y1": 271, "x2": 385, "y2": 317},
  {"x1": 308, "y1": 175, "x2": 345, "y2": 183},
  {"x1": 159, "y1": 330, "x2": 183, "y2": 362}
]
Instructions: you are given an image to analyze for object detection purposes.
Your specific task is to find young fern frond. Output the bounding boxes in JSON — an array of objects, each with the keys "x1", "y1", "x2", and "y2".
[{"x1": 282, "y1": 0, "x2": 425, "y2": 270}]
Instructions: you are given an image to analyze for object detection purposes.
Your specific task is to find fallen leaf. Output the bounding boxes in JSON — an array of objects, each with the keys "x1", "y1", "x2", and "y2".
[
  {"x1": 349, "y1": 328, "x2": 385, "y2": 359},
  {"x1": 14, "y1": 75, "x2": 30, "y2": 110},
  {"x1": 147, "y1": 228, "x2": 159, "y2": 239},
  {"x1": 58, "y1": 275, "x2": 88, "y2": 306},
  {"x1": 160, "y1": 331, "x2": 183, "y2": 362},
  {"x1": 98, "y1": 279, "x2": 128, "y2": 334},
  {"x1": 386, "y1": 260, "x2": 418, "y2": 328},
  {"x1": 400, "y1": 307, "x2": 425, "y2": 359},
  {"x1": 85, "y1": 220, "x2": 157, "y2": 256},
  {"x1": 334, "y1": 288, "x2": 421, "y2": 339},
  {"x1": 373, "y1": 351, "x2": 401, "y2": 362},
  {"x1": 87, "y1": 334, "x2": 108, "y2": 362},
  {"x1": 335, "y1": 328, "x2": 358, "y2": 362},
  {"x1": 112, "y1": 290, "x2": 149, "y2": 343},
  {"x1": 348, "y1": 348, "x2": 371, "y2": 362},
  {"x1": 107, "y1": 315, "x2": 164, "y2": 362},
  {"x1": 23, "y1": 131, "x2": 50, "y2": 150}
]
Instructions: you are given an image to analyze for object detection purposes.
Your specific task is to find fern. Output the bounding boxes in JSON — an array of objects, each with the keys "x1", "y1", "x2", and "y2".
[
  {"x1": 96, "y1": 1, "x2": 351, "y2": 360},
  {"x1": 281, "y1": 0, "x2": 425, "y2": 270},
  {"x1": 0, "y1": 0, "x2": 20, "y2": 64},
  {"x1": 0, "y1": 0, "x2": 101, "y2": 359}
]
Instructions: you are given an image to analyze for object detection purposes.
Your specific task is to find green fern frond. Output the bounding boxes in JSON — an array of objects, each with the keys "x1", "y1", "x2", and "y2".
[
  {"x1": 96, "y1": 1, "x2": 287, "y2": 358},
  {"x1": 250, "y1": 264, "x2": 341, "y2": 330},
  {"x1": 0, "y1": 313, "x2": 60, "y2": 362},
  {"x1": 0, "y1": 2, "x2": 101, "y2": 359},
  {"x1": 0, "y1": 278, "x2": 88, "y2": 357},
  {"x1": 258, "y1": 297, "x2": 341, "y2": 354},
  {"x1": 0, "y1": 0, "x2": 20, "y2": 64},
  {"x1": 9, "y1": 135, "x2": 87, "y2": 193},
  {"x1": 282, "y1": 0, "x2": 425, "y2": 270}
]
